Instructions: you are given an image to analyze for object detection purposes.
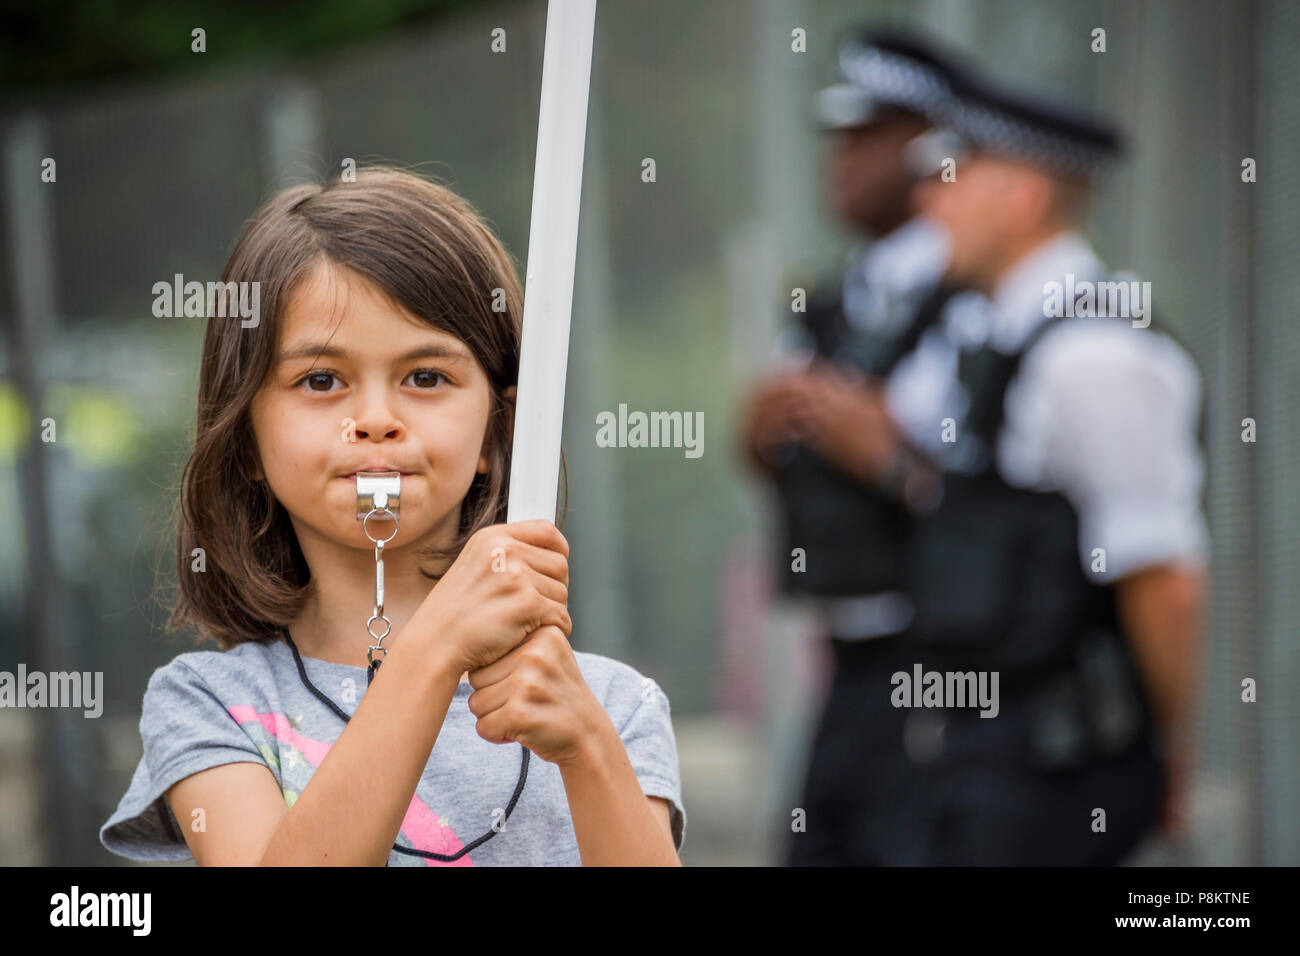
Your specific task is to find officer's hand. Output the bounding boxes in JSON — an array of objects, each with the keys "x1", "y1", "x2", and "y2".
[
  {"x1": 785, "y1": 360, "x2": 900, "y2": 486},
  {"x1": 739, "y1": 372, "x2": 812, "y2": 466}
]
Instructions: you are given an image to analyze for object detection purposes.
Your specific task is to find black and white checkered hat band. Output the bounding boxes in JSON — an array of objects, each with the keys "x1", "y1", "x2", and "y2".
[
  {"x1": 838, "y1": 46, "x2": 952, "y2": 121},
  {"x1": 955, "y1": 101, "x2": 1112, "y2": 175}
]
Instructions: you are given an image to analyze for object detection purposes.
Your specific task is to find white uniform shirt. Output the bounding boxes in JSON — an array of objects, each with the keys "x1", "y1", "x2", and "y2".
[
  {"x1": 886, "y1": 227, "x2": 1210, "y2": 579},
  {"x1": 842, "y1": 217, "x2": 951, "y2": 338}
]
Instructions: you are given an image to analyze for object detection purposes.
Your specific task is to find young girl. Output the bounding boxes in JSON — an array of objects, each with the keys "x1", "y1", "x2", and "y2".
[{"x1": 100, "y1": 166, "x2": 685, "y2": 866}]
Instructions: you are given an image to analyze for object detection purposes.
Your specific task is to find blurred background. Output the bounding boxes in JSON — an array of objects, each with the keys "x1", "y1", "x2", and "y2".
[{"x1": 0, "y1": 0, "x2": 1294, "y2": 865}]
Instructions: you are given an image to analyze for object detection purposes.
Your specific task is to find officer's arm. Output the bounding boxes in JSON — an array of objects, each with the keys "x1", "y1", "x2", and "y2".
[
  {"x1": 1113, "y1": 564, "x2": 1205, "y2": 757},
  {"x1": 1025, "y1": 325, "x2": 1208, "y2": 762}
]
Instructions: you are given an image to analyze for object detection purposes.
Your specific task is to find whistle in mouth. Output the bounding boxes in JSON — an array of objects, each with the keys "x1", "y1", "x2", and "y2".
[{"x1": 355, "y1": 471, "x2": 401, "y2": 518}]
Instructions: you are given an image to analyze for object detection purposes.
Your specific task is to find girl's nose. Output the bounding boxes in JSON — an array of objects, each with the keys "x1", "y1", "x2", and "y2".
[
  {"x1": 353, "y1": 420, "x2": 402, "y2": 440},
  {"x1": 351, "y1": 402, "x2": 404, "y2": 441}
]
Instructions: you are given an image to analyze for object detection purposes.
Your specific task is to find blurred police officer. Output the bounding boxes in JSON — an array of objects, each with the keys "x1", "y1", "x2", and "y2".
[
  {"x1": 737, "y1": 28, "x2": 988, "y2": 866},
  {"x1": 743, "y1": 28, "x2": 969, "y2": 612},
  {"x1": 863, "y1": 70, "x2": 1208, "y2": 864}
]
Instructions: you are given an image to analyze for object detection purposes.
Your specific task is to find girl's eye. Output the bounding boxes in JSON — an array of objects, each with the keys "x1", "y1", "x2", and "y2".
[
  {"x1": 405, "y1": 369, "x2": 449, "y2": 389},
  {"x1": 299, "y1": 371, "x2": 341, "y2": 392}
]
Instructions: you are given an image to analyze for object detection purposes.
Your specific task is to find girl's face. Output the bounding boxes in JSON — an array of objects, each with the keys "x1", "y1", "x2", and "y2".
[{"x1": 249, "y1": 260, "x2": 505, "y2": 556}]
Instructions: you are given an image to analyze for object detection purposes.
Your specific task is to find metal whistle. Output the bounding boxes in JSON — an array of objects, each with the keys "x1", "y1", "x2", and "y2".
[
  {"x1": 356, "y1": 471, "x2": 400, "y2": 675},
  {"x1": 355, "y1": 471, "x2": 401, "y2": 519}
]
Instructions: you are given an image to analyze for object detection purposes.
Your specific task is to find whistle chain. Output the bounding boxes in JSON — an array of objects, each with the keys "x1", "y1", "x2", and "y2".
[
  {"x1": 356, "y1": 473, "x2": 401, "y2": 684},
  {"x1": 366, "y1": 532, "x2": 391, "y2": 680}
]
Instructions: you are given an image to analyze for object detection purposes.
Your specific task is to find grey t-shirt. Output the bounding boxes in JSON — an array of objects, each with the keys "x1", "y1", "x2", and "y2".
[{"x1": 100, "y1": 636, "x2": 685, "y2": 866}]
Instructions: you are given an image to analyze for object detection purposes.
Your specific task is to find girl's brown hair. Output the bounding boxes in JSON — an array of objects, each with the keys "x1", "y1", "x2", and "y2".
[{"x1": 165, "y1": 164, "x2": 565, "y2": 650}]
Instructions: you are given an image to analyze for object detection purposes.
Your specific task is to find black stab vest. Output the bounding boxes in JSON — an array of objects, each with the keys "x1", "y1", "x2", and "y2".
[
  {"x1": 901, "y1": 309, "x2": 1189, "y2": 762},
  {"x1": 771, "y1": 279, "x2": 956, "y2": 598}
]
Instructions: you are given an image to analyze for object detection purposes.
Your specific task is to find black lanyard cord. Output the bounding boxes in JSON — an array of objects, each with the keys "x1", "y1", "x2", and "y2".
[{"x1": 280, "y1": 626, "x2": 530, "y2": 862}]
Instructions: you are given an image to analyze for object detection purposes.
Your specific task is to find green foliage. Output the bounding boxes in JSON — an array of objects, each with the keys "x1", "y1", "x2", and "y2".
[{"x1": 1, "y1": 0, "x2": 487, "y2": 91}]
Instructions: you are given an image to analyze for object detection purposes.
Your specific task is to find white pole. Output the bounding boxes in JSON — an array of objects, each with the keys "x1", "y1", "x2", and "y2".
[{"x1": 507, "y1": 0, "x2": 598, "y2": 524}]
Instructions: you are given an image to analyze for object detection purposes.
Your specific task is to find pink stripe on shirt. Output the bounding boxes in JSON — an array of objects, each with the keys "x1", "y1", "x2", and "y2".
[{"x1": 227, "y1": 705, "x2": 473, "y2": 866}]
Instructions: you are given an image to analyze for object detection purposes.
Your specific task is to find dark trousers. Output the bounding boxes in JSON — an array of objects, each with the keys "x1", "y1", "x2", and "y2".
[{"x1": 786, "y1": 635, "x2": 1166, "y2": 866}]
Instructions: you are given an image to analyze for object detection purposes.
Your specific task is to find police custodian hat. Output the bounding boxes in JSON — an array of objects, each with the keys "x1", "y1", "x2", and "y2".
[
  {"x1": 908, "y1": 65, "x2": 1127, "y2": 178},
  {"x1": 813, "y1": 27, "x2": 976, "y2": 131}
]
